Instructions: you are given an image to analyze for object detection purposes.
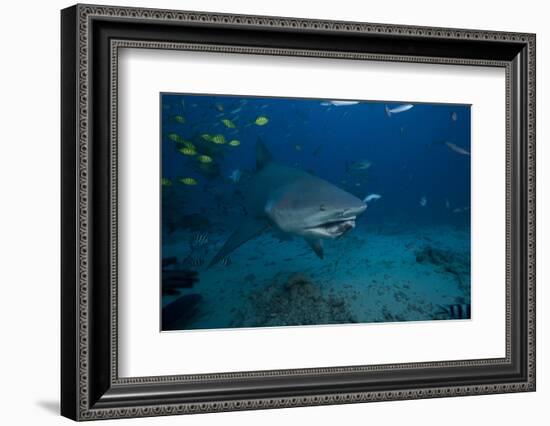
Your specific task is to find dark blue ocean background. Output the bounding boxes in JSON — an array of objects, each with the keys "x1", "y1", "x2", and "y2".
[{"x1": 160, "y1": 94, "x2": 471, "y2": 331}]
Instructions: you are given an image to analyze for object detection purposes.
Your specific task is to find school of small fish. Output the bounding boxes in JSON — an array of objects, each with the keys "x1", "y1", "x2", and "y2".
[{"x1": 163, "y1": 97, "x2": 468, "y2": 219}]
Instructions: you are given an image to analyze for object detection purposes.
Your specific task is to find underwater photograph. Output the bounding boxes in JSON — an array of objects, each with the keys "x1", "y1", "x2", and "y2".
[{"x1": 160, "y1": 93, "x2": 471, "y2": 331}]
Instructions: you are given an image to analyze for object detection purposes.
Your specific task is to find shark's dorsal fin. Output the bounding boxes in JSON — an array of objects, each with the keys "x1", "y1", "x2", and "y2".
[
  {"x1": 208, "y1": 219, "x2": 268, "y2": 267},
  {"x1": 256, "y1": 138, "x2": 273, "y2": 170},
  {"x1": 305, "y1": 238, "x2": 324, "y2": 259}
]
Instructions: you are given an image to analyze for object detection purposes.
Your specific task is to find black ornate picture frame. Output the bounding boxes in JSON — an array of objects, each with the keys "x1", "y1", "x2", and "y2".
[{"x1": 61, "y1": 4, "x2": 536, "y2": 421}]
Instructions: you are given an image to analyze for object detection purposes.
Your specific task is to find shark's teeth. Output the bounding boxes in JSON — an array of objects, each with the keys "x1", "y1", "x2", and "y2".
[
  {"x1": 309, "y1": 217, "x2": 356, "y2": 230},
  {"x1": 304, "y1": 218, "x2": 356, "y2": 239}
]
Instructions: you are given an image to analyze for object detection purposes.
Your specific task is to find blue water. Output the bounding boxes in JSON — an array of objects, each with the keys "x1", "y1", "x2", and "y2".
[{"x1": 160, "y1": 94, "x2": 471, "y2": 331}]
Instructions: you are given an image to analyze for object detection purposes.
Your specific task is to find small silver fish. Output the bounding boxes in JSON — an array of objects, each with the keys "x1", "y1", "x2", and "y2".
[
  {"x1": 228, "y1": 169, "x2": 242, "y2": 183},
  {"x1": 363, "y1": 193, "x2": 382, "y2": 203},
  {"x1": 385, "y1": 104, "x2": 414, "y2": 117},
  {"x1": 419, "y1": 196, "x2": 427, "y2": 207},
  {"x1": 445, "y1": 142, "x2": 470, "y2": 156},
  {"x1": 451, "y1": 111, "x2": 458, "y2": 122},
  {"x1": 220, "y1": 256, "x2": 232, "y2": 266},
  {"x1": 321, "y1": 100, "x2": 359, "y2": 107},
  {"x1": 347, "y1": 160, "x2": 372, "y2": 172}
]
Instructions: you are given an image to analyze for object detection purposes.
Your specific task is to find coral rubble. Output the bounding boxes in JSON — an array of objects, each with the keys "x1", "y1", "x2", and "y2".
[
  {"x1": 233, "y1": 272, "x2": 357, "y2": 327},
  {"x1": 414, "y1": 245, "x2": 470, "y2": 295}
]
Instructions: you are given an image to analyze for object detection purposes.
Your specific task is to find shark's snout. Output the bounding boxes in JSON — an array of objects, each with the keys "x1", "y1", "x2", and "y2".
[
  {"x1": 345, "y1": 203, "x2": 367, "y2": 217},
  {"x1": 310, "y1": 201, "x2": 366, "y2": 239},
  {"x1": 267, "y1": 190, "x2": 367, "y2": 240}
]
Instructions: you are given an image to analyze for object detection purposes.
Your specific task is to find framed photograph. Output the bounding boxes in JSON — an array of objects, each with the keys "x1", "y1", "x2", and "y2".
[{"x1": 61, "y1": 4, "x2": 536, "y2": 421}]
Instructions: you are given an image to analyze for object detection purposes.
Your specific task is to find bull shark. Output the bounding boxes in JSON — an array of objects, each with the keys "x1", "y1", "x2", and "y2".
[{"x1": 209, "y1": 141, "x2": 367, "y2": 267}]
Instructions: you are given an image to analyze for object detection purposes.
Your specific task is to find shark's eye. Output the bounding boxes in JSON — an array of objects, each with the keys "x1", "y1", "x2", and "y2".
[{"x1": 319, "y1": 204, "x2": 326, "y2": 211}]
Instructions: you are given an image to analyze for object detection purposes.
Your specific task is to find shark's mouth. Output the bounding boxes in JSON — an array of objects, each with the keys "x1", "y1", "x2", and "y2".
[{"x1": 307, "y1": 217, "x2": 356, "y2": 238}]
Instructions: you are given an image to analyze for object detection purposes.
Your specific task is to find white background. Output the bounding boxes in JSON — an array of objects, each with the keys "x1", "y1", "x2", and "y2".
[
  {"x1": 0, "y1": 0, "x2": 547, "y2": 425},
  {"x1": 119, "y1": 49, "x2": 505, "y2": 376}
]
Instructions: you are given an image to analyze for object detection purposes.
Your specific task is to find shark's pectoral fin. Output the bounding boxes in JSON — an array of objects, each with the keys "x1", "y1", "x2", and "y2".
[
  {"x1": 208, "y1": 219, "x2": 268, "y2": 267},
  {"x1": 305, "y1": 238, "x2": 324, "y2": 259}
]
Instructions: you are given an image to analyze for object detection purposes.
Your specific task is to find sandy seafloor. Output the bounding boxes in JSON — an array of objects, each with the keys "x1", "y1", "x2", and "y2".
[{"x1": 162, "y1": 221, "x2": 471, "y2": 331}]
